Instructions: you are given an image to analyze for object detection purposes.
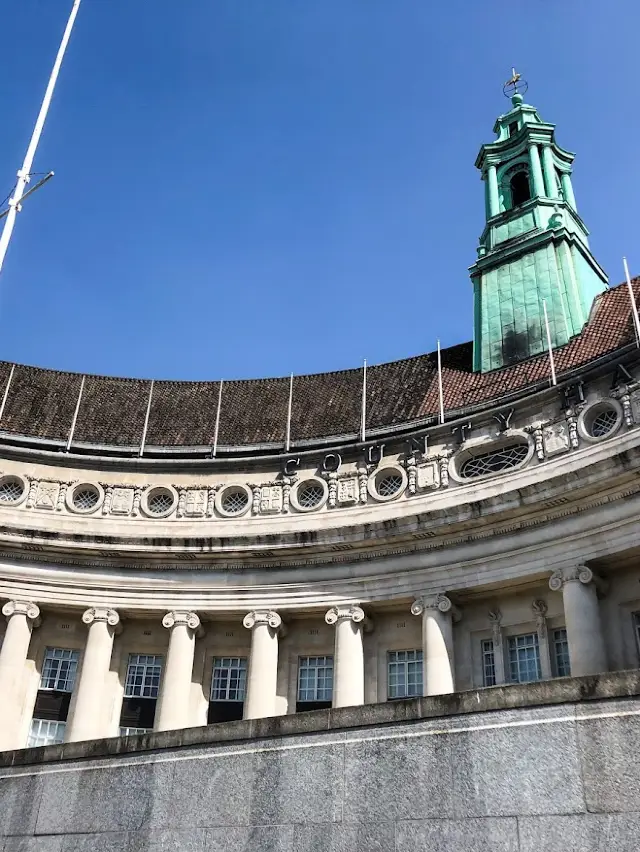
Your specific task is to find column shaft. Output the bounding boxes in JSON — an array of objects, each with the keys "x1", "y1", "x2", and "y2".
[
  {"x1": 561, "y1": 172, "x2": 577, "y2": 209},
  {"x1": 487, "y1": 165, "x2": 499, "y2": 216},
  {"x1": 541, "y1": 145, "x2": 558, "y2": 198},
  {"x1": 155, "y1": 611, "x2": 201, "y2": 732},
  {"x1": 66, "y1": 608, "x2": 119, "y2": 742},
  {"x1": 326, "y1": 606, "x2": 365, "y2": 708},
  {"x1": 412, "y1": 595, "x2": 455, "y2": 696},
  {"x1": 243, "y1": 611, "x2": 281, "y2": 720},
  {"x1": 550, "y1": 567, "x2": 607, "y2": 676},
  {"x1": 528, "y1": 143, "x2": 545, "y2": 197},
  {"x1": 0, "y1": 601, "x2": 40, "y2": 751}
]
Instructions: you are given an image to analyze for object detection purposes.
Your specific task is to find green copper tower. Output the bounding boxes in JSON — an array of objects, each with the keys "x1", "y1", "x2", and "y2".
[{"x1": 470, "y1": 76, "x2": 607, "y2": 373}]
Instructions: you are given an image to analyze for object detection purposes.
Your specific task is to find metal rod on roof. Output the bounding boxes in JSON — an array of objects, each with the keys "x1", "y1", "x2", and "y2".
[
  {"x1": 212, "y1": 379, "x2": 224, "y2": 458},
  {"x1": 66, "y1": 375, "x2": 85, "y2": 452},
  {"x1": 0, "y1": 0, "x2": 82, "y2": 280},
  {"x1": 285, "y1": 373, "x2": 294, "y2": 452},
  {"x1": 437, "y1": 339, "x2": 445, "y2": 425},
  {"x1": 623, "y1": 257, "x2": 640, "y2": 348},
  {"x1": 542, "y1": 300, "x2": 557, "y2": 387},
  {"x1": 0, "y1": 364, "x2": 15, "y2": 425},
  {"x1": 360, "y1": 359, "x2": 367, "y2": 443},
  {"x1": 139, "y1": 380, "x2": 154, "y2": 457}
]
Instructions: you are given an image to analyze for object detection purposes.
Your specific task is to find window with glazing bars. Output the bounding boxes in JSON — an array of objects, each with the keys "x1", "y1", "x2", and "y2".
[
  {"x1": 297, "y1": 656, "x2": 333, "y2": 702},
  {"x1": 508, "y1": 633, "x2": 541, "y2": 683},
  {"x1": 119, "y1": 726, "x2": 150, "y2": 737},
  {"x1": 124, "y1": 654, "x2": 163, "y2": 698},
  {"x1": 387, "y1": 649, "x2": 423, "y2": 699},
  {"x1": 481, "y1": 639, "x2": 496, "y2": 686},
  {"x1": 634, "y1": 613, "x2": 640, "y2": 660},
  {"x1": 210, "y1": 657, "x2": 247, "y2": 702},
  {"x1": 40, "y1": 647, "x2": 79, "y2": 692},
  {"x1": 28, "y1": 719, "x2": 66, "y2": 747},
  {"x1": 552, "y1": 628, "x2": 571, "y2": 677}
]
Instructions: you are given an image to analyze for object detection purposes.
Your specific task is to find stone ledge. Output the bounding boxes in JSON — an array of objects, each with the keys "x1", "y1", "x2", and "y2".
[{"x1": 3, "y1": 669, "x2": 639, "y2": 769}]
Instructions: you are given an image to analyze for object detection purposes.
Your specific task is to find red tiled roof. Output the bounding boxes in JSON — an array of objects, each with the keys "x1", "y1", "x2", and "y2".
[{"x1": 0, "y1": 282, "x2": 635, "y2": 451}]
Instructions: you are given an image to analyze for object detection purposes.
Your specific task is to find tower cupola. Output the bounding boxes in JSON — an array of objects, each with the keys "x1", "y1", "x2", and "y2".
[{"x1": 470, "y1": 74, "x2": 607, "y2": 372}]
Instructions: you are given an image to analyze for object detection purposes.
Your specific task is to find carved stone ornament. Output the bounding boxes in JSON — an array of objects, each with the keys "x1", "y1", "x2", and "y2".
[
  {"x1": 324, "y1": 471, "x2": 339, "y2": 508},
  {"x1": 35, "y1": 481, "x2": 59, "y2": 511},
  {"x1": 325, "y1": 605, "x2": 366, "y2": 625},
  {"x1": 411, "y1": 593, "x2": 452, "y2": 616},
  {"x1": 417, "y1": 461, "x2": 440, "y2": 490},
  {"x1": 488, "y1": 609, "x2": 502, "y2": 643},
  {"x1": 110, "y1": 487, "x2": 134, "y2": 515},
  {"x1": 357, "y1": 464, "x2": 369, "y2": 504},
  {"x1": 162, "y1": 610, "x2": 201, "y2": 632},
  {"x1": 337, "y1": 477, "x2": 359, "y2": 505},
  {"x1": 243, "y1": 610, "x2": 282, "y2": 631},
  {"x1": 611, "y1": 386, "x2": 634, "y2": 427},
  {"x1": 542, "y1": 421, "x2": 570, "y2": 457},
  {"x1": 259, "y1": 485, "x2": 283, "y2": 515},
  {"x1": 184, "y1": 489, "x2": 207, "y2": 518},
  {"x1": 531, "y1": 599, "x2": 548, "y2": 640},
  {"x1": 565, "y1": 410, "x2": 579, "y2": 449},
  {"x1": 525, "y1": 424, "x2": 545, "y2": 461},
  {"x1": 629, "y1": 389, "x2": 640, "y2": 425},
  {"x1": 2, "y1": 600, "x2": 40, "y2": 622},
  {"x1": 405, "y1": 456, "x2": 417, "y2": 495},
  {"x1": 438, "y1": 455, "x2": 450, "y2": 488},
  {"x1": 549, "y1": 564, "x2": 594, "y2": 591},
  {"x1": 82, "y1": 607, "x2": 120, "y2": 627}
]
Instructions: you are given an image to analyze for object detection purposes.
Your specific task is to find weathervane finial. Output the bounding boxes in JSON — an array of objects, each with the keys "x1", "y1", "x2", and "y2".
[{"x1": 503, "y1": 68, "x2": 528, "y2": 104}]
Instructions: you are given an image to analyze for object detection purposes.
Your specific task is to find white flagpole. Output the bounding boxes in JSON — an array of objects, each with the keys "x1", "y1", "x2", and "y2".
[
  {"x1": 285, "y1": 373, "x2": 294, "y2": 452},
  {"x1": 437, "y1": 339, "x2": 445, "y2": 425},
  {"x1": 212, "y1": 379, "x2": 224, "y2": 458},
  {"x1": 0, "y1": 0, "x2": 83, "y2": 279},
  {"x1": 542, "y1": 300, "x2": 557, "y2": 386},
  {"x1": 139, "y1": 380, "x2": 154, "y2": 457},
  {"x1": 360, "y1": 359, "x2": 367, "y2": 443},
  {"x1": 623, "y1": 257, "x2": 640, "y2": 348},
  {"x1": 66, "y1": 375, "x2": 85, "y2": 452}
]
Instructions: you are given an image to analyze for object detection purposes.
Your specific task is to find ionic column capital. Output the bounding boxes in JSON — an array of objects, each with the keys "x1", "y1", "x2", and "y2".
[
  {"x1": 411, "y1": 594, "x2": 460, "y2": 621},
  {"x1": 162, "y1": 610, "x2": 204, "y2": 637},
  {"x1": 82, "y1": 607, "x2": 120, "y2": 628},
  {"x1": 2, "y1": 600, "x2": 40, "y2": 624},
  {"x1": 325, "y1": 605, "x2": 366, "y2": 626},
  {"x1": 243, "y1": 610, "x2": 282, "y2": 632},
  {"x1": 549, "y1": 565, "x2": 595, "y2": 591}
]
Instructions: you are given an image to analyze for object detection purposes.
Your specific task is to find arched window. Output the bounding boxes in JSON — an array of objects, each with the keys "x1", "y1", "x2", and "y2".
[{"x1": 510, "y1": 170, "x2": 531, "y2": 206}]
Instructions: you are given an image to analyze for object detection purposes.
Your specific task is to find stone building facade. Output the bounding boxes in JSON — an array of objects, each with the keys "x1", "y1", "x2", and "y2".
[{"x1": 0, "y1": 89, "x2": 639, "y2": 761}]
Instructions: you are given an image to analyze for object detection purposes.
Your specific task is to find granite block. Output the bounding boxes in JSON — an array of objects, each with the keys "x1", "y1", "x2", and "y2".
[
  {"x1": 518, "y1": 813, "x2": 640, "y2": 852},
  {"x1": 396, "y1": 817, "x2": 519, "y2": 851},
  {"x1": 36, "y1": 762, "x2": 172, "y2": 835},
  {"x1": 450, "y1": 718, "x2": 584, "y2": 816},
  {"x1": 249, "y1": 743, "x2": 343, "y2": 825},
  {"x1": 291, "y1": 822, "x2": 395, "y2": 852},
  {"x1": 0, "y1": 774, "x2": 43, "y2": 837},
  {"x1": 153, "y1": 752, "x2": 252, "y2": 829},
  {"x1": 3, "y1": 839, "x2": 63, "y2": 852},
  {"x1": 128, "y1": 829, "x2": 206, "y2": 851},
  {"x1": 343, "y1": 733, "x2": 453, "y2": 822},
  {"x1": 578, "y1": 714, "x2": 640, "y2": 813},
  {"x1": 204, "y1": 826, "x2": 294, "y2": 851},
  {"x1": 59, "y1": 834, "x2": 130, "y2": 852}
]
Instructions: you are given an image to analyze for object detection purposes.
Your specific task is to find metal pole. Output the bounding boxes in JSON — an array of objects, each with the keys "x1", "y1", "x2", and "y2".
[
  {"x1": 437, "y1": 340, "x2": 445, "y2": 425},
  {"x1": 0, "y1": 0, "x2": 82, "y2": 279},
  {"x1": 360, "y1": 360, "x2": 367, "y2": 443},
  {"x1": 542, "y1": 300, "x2": 557, "y2": 387},
  {"x1": 0, "y1": 364, "x2": 16, "y2": 424},
  {"x1": 623, "y1": 257, "x2": 640, "y2": 348},
  {"x1": 139, "y1": 381, "x2": 154, "y2": 457},
  {"x1": 66, "y1": 375, "x2": 85, "y2": 452},
  {"x1": 285, "y1": 373, "x2": 294, "y2": 452},
  {"x1": 212, "y1": 380, "x2": 224, "y2": 458}
]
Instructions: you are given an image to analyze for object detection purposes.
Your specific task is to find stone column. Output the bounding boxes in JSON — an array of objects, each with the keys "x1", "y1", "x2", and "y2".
[
  {"x1": 242, "y1": 610, "x2": 282, "y2": 720},
  {"x1": 66, "y1": 608, "x2": 120, "y2": 742},
  {"x1": 325, "y1": 605, "x2": 366, "y2": 708},
  {"x1": 411, "y1": 594, "x2": 456, "y2": 696},
  {"x1": 487, "y1": 164, "x2": 499, "y2": 216},
  {"x1": 488, "y1": 610, "x2": 505, "y2": 685},
  {"x1": 561, "y1": 172, "x2": 577, "y2": 210},
  {"x1": 0, "y1": 600, "x2": 40, "y2": 750},
  {"x1": 549, "y1": 566, "x2": 607, "y2": 676},
  {"x1": 155, "y1": 611, "x2": 203, "y2": 732},
  {"x1": 532, "y1": 600, "x2": 552, "y2": 679},
  {"x1": 528, "y1": 143, "x2": 545, "y2": 198},
  {"x1": 541, "y1": 146, "x2": 558, "y2": 199}
]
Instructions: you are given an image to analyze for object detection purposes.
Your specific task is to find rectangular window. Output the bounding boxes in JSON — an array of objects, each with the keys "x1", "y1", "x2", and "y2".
[
  {"x1": 387, "y1": 649, "x2": 423, "y2": 699},
  {"x1": 481, "y1": 639, "x2": 496, "y2": 687},
  {"x1": 119, "y1": 727, "x2": 150, "y2": 737},
  {"x1": 40, "y1": 647, "x2": 79, "y2": 692},
  {"x1": 28, "y1": 718, "x2": 66, "y2": 748},
  {"x1": 297, "y1": 656, "x2": 333, "y2": 703},
  {"x1": 508, "y1": 633, "x2": 542, "y2": 683},
  {"x1": 124, "y1": 654, "x2": 163, "y2": 698},
  {"x1": 210, "y1": 657, "x2": 247, "y2": 702},
  {"x1": 552, "y1": 628, "x2": 571, "y2": 677}
]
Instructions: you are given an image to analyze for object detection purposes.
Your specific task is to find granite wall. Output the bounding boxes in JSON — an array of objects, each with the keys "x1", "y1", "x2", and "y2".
[{"x1": 1, "y1": 672, "x2": 639, "y2": 851}]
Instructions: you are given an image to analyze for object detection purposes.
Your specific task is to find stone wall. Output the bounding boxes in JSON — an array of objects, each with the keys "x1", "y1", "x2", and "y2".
[{"x1": 1, "y1": 672, "x2": 639, "y2": 851}]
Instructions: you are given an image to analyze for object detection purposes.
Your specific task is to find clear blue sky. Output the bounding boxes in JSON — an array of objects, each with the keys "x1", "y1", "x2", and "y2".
[{"x1": 0, "y1": 0, "x2": 638, "y2": 380}]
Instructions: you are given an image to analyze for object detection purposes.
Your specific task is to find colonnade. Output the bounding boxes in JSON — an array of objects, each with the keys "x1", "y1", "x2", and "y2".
[{"x1": 0, "y1": 563, "x2": 610, "y2": 750}]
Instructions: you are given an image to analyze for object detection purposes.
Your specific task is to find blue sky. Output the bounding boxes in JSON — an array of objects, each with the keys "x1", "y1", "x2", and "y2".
[{"x1": 0, "y1": 0, "x2": 638, "y2": 380}]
